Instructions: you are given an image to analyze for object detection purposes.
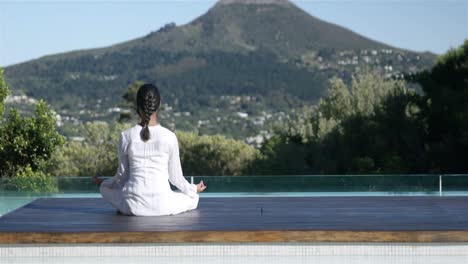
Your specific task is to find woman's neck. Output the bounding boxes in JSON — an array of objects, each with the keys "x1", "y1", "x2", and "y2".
[{"x1": 140, "y1": 113, "x2": 158, "y2": 127}]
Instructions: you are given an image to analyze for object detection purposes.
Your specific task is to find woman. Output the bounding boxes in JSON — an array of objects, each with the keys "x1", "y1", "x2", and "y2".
[{"x1": 94, "y1": 83, "x2": 206, "y2": 216}]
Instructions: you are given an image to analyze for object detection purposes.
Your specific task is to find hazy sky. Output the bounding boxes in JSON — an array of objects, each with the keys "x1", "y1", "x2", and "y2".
[{"x1": 0, "y1": 0, "x2": 467, "y2": 67}]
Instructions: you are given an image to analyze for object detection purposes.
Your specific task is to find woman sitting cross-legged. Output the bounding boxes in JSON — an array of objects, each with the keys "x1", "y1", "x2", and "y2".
[{"x1": 94, "y1": 83, "x2": 206, "y2": 216}]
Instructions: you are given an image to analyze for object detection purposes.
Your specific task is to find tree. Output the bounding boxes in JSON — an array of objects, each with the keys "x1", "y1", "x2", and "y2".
[
  {"x1": 0, "y1": 68, "x2": 9, "y2": 119},
  {"x1": 313, "y1": 90, "x2": 427, "y2": 174},
  {"x1": 254, "y1": 68, "x2": 422, "y2": 175},
  {"x1": 119, "y1": 80, "x2": 145, "y2": 122},
  {"x1": 248, "y1": 134, "x2": 313, "y2": 175},
  {"x1": 411, "y1": 40, "x2": 468, "y2": 173},
  {"x1": 48, "y1": 122, "x2": 128, "y2": 177},
  {"x1": 177, "y1": 131, "x2": 259, "y2": 176},
  {"x1": 0, "y1": 68, "x2": 64, "y2": 191},
  {"x1": 313, "y1": 68, "x2": 407, "y2": 138},
  {"x1": 0, "y1": 101, "x2": 64, "y2": 177}
]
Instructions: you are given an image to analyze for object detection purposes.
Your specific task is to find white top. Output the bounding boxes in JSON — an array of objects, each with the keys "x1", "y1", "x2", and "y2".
[{"x1": 99, "y1": 124, "x2": 199, "y2": 216}]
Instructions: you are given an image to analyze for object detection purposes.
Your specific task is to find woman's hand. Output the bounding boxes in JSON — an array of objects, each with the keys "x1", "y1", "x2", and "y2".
[
  {"x1": 93, "y1": 174, "x2": 104, "y2": 186},
  {"x1": 196, "y1": 180, "x2": 206, "y2": 193}
]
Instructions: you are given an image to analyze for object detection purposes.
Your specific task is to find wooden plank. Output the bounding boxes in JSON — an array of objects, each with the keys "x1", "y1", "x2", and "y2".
[
  {"x1": 1, "y1": 197, "x2": 468, "y2": 243},
  {"x1": 2, "y1": 231, "x2": 468, "y2": 243}
]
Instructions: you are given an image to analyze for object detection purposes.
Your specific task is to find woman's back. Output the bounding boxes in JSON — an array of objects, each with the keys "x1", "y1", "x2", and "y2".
[
  {"x1": 100, "y1": 124, "x2": 199, "y2": 216},
  {"x1": 125, "y1": 124, "x2": 174, "y2": 196}
]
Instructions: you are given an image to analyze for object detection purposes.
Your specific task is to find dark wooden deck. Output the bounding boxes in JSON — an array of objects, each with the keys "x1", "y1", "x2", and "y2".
[{"x1": 1, "y1": 196, "x2": 468, "y2": 243}]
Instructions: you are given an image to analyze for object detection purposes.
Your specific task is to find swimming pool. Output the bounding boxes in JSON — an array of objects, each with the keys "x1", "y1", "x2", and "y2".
[
  {"x1": 2, "y1": 174, "x2": 468, "y2": 216},
  {"x1": 1, "y1": 175, "x2": 468, "y2": 264},
  {"x1": 4, "y1": 190, "x2": 468, "y2": 217}
]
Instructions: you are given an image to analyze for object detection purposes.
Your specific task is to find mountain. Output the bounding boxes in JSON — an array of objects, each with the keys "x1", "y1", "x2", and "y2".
[
  {"x1": 3, "y1": 0, "x2": 436, "y2": 137},
  {"x1": 132, "y1": 0, "x2": 394, "y2": 57}
]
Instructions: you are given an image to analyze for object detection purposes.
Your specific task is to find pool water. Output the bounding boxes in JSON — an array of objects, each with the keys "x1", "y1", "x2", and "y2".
[{"x1": 2, "y1": 175, "x2": 468, "y2": 216}]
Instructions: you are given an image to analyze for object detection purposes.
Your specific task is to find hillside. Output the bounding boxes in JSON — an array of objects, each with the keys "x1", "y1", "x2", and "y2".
[{"x1": 3, "y1": 0, "x2": 436, "y2": 139}]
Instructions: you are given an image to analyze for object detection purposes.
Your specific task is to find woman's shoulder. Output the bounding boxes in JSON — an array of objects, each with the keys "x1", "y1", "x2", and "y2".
[
  {"x1": 157, "y1": 125, "x2": 177, "y2": 141},
  {"x1": 113, "y1": 127, "x2": 131, "y2": 147},
  {"x1": 121, "y1": 125, "x2": 139, "y2": 138}
]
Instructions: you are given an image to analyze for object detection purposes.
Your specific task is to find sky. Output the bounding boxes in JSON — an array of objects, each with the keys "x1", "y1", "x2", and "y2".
[{"x1": 0, "y1": 0, "x2": 467, "y2": 67}]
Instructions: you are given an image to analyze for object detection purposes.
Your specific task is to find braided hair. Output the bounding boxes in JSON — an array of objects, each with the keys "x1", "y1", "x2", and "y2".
[{"x1": 136, "y1": 83, "x2": 161, "y2": 142}]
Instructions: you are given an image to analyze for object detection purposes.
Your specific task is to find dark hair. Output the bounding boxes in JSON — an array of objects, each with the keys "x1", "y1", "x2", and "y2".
[{"x1": 136, "y1": 83, "x2": 161, "y2": 142}]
